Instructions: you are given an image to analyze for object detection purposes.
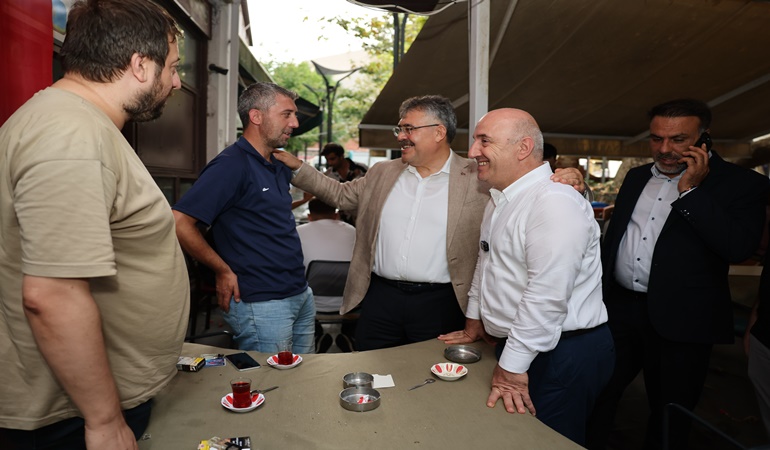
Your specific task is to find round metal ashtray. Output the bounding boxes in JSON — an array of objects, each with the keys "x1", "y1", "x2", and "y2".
[
  {"x1": 444, "y1": 345, "x2": 482, "y2": 364},
  {"x1": 343, "y1": 372, "x2": 374, "y2": 388},
  {"x1": 339, "y1": 387, "x2": 381, "y2": 412}
]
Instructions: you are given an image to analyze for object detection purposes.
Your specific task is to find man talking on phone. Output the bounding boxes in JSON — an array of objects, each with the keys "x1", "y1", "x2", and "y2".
[{"x1": 586, "y1": 99, "x2": 769, "y2": 449}]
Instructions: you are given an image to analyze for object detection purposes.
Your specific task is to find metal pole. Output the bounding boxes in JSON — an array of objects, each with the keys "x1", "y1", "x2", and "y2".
[
  {"x1": 326, "y1": 85, "x2": 333, "y2": 145},
  {"x1": 311, "y1": 63, "x2": 360, "y2": 147},
  {"x1": 393, "y1": 13, "x2": 400, "y2": 72},
  {"x1": 302, "y1": 83, "x2": 325, "y2": 166}
]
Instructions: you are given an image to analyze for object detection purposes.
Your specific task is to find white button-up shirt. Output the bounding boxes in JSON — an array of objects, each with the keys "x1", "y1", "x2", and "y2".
[
  {"x1": 373, "y1": 155, "x2": 451, "y2": 283},
  {"x1": 614, "y1": 165, "x2": 683, "y2": 292},
  {"x1": 465, "y1": 163, "x2": 607, "y2": 373}
]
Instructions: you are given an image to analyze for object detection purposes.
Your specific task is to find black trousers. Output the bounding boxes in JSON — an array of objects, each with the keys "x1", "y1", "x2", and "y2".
[
  {"x1": 355, "y1": 273, "x2": 466, "y2": 351},
  {"x1": 496, "y1": 324, "x2": 615, "y2": 446},
  {"x1": 0, "y1": 399, "x2": 152, "y2": 450},
  {"x1": 586, "y1": 285, "x2": 713, "y2": 450}
]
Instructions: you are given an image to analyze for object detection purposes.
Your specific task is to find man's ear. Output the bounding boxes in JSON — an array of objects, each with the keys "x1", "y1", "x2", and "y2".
[
  {"x1": 128, "y1": 53, "x2": 150, "y2": 83},
  {"x1": 434, "y1": 124, "x2": 447, "y2": 143},
  {"x1": 248, "y1": 108, "x2": 262, "y2": 126},
  {"x1": 517, "y1": 137, "x2": 534, "y2": 161}
]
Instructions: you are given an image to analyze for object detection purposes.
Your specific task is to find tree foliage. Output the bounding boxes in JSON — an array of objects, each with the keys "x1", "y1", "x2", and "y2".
[{"x1": 263, "y1": 13, "x2": 427, "y2": 154}]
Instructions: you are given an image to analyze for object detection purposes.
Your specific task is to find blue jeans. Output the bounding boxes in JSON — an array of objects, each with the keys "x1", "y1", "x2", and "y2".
[{"x1": 222, "y1": 287, "x2": 316, "y2": 354}]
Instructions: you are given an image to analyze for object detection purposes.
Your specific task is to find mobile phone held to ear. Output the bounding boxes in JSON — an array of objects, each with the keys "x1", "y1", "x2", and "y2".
[
  {"x1": 694, "y1": 132, "x2": 712, "y2": 151},
  {"x1": 225, "y1": 352, "x2": 261, "y2": 371}
]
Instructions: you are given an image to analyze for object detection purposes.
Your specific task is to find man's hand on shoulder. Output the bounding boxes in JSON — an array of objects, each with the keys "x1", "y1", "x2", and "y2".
[
  {"x1": 551, "y1": 167, "x2": 587, "y2": 195},
  {"x1": 271, "y1": 149, "x2": 303, "y2": 170}
]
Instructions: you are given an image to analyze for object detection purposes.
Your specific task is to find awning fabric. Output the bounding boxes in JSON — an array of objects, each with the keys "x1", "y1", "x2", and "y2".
[{"x1": 359, "y1": 0, "x2": 770, "y2": 158}]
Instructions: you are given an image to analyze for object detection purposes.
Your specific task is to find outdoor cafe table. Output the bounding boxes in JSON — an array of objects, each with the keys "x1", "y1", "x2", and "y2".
[{"x1": 138, "y1": 339, "x2": 582, "y2": 449}]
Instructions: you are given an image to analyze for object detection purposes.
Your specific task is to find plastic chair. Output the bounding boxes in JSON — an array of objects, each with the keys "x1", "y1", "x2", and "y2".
[{"x1": 305, "y1": 260, "x2": 358, "y2": 352}]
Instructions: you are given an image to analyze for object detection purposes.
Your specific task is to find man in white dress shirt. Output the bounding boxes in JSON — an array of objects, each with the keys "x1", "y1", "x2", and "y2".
[
  {"x1": 440, "y1": 108, "x2": 614, "y2": 446},
  {"x1": 274, "y1": 96, "x2": 589, "y2": 351}
]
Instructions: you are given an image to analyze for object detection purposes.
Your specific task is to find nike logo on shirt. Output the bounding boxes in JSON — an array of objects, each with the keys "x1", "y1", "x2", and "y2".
[{"x1": 262, "y1": 188, "x2": 269, "y2": 192}]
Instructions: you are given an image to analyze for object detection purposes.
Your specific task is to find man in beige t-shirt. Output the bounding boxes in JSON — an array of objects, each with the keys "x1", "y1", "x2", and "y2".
[{"x1": 0, "y1": 2, "x2": 188, "y2": 449}]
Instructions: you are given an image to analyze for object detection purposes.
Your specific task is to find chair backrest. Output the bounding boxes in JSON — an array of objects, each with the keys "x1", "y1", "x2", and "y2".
[{"x1": 306, "y1": 260, "x2": 350, "y2": 297}]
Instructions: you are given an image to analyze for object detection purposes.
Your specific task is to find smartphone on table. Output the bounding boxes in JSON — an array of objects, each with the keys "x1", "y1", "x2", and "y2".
[{"x1": 225, "y1": 352, "x2": 261, "y2": 371}]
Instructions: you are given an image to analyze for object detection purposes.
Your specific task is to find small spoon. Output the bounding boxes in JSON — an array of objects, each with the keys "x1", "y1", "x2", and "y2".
[
  {"x1": 408, "y1": 378, "x2": 436, "y2": 391},
  {"x1": 250, "y1": 386, "x2": 279, "y2": 395}
]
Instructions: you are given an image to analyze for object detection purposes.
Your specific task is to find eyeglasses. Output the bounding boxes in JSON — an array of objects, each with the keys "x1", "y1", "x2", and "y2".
[{"x1": 392, "y1": 124, "x2": 440, "y2": 137}]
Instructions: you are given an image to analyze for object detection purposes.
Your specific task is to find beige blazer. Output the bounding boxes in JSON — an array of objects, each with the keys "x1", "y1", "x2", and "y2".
[{"x1": 292, "y1": 151, "x2": 490, "y2": 314}]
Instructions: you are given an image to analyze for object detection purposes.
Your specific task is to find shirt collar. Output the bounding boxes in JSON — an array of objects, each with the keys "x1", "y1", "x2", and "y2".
[
  {"x1": 405, "y1": 151, "x2": 452, "y2": 177},
  {"x1": 236, "y1": 137, "x2": 275, "y2": 167},
  {"x1": 490, "y1": 162, "x2": 551, "y2": 206}
]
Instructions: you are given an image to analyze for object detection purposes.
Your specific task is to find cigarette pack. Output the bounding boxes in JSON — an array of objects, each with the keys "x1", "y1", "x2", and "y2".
[
  {"x1": 176, "y1": 356, "x2": 205, "y2": 372},
  {"x1": 199, "y1": 436, "x2": 251, "y2": 450}
]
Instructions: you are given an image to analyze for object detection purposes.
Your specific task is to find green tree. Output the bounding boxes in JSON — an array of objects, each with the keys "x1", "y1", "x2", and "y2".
[
  {"x1": 262, "y1": 60, "x2": 325, "y2": 154},
  {"x1": 265, "y1": 13, "x2": 426, "y2": 154}
]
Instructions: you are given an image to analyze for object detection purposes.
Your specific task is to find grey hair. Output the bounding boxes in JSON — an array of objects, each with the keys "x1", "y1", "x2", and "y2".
[
  {"x1": 238, "y1": 82, "x2": 298, "y2": 129},
  {"x1": 398, "y1": 95, "x2": 457, "y2": 143},
  {"x1": 510, "y1": 116, "x2": 544, "y2": 160}
]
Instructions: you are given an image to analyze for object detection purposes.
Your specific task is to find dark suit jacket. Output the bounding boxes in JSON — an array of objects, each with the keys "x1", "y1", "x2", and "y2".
[{"x1": 603, "y1": 152, "x2": 768, "y2": 344}]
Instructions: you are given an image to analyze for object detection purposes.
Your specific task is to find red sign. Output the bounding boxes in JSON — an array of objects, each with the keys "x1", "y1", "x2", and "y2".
[{"x1": 0, "y1": 0, "x2": 53, "y2": 125}]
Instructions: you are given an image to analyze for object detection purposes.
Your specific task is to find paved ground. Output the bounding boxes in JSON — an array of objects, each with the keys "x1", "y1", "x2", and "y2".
[{"x1": 608, "y1": 306, "x2": 768, "y2": 449}]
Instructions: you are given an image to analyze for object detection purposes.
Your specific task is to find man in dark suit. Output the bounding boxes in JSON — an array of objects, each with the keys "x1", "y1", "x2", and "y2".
[{"x1": 587, "y1": 98, "x2": 769, "y2": 449}]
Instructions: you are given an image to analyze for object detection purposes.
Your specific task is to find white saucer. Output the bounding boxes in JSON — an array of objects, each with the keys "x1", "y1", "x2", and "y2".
[
  {"x1": 267, "y1": 354, "x2": 302, "y2": 369},
  {"x1": 431, "y1": 362, "x2": 468, "y2": 381},
  {"x1": 221, "y1": 392, "x2": 265, "y2": 412}
]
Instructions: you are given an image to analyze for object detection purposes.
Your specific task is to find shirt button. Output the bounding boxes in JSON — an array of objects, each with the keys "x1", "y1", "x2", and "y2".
[
  {"x1": 634, "y1": 279, "x2": 639, "y2": 282},
  {"x1": 651, "y1": 217, "x2": 655, "y2": 220},
  {"x1": 643, "y1": 237, "x2": 647, "y2": 240},
  {"x1": 637, "y1": 258, "x2": 641, "y2": 261}
]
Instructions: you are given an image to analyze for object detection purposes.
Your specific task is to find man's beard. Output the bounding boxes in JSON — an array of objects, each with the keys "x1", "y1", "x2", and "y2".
[
  {"x1": 265, "y1": 131, "x2": 291, "y2": 149},
  {"x1": 654, "y1": 153, "x2": 687, "y2": 174},
  {"x1": 265, "y1": 125, "x2": 292, "y2": 148},
  {"x1": 124, "y1": 76, "x2": 169, "y2": 122}
]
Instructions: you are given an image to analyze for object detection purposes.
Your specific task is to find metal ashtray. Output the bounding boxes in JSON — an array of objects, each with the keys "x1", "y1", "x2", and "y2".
[
  {"x1": 339, "y1": 387, "x2": 381, "y2": 412},
  {"x1": 343, "y1": 372, "x2": 374, "y2": 388},
  {"x1": 444, "y1": 345, "x2": 482, "y2": 364}
]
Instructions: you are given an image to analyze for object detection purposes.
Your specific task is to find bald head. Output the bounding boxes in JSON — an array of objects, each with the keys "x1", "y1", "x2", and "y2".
[
  {"x1": 469, "y1": 108, "x2": 545, "y2": 190},
  {"x1": 481, "y1": 108, "x2": 544, "y2": 157}
]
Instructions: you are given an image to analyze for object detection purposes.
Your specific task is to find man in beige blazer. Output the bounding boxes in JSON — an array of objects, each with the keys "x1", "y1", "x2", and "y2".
[{"x1": 274, "y1": 95, "x2": 586, "y2": 350}]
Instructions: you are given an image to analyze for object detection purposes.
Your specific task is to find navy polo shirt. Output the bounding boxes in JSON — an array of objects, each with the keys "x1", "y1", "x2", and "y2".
[{"x1": 173, "y1": 137, "x2": 307, "y2": 302}]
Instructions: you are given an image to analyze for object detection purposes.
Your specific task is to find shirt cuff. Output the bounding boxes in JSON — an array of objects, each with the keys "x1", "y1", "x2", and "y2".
[
  {"x1": 465, "y1": 300, "x2": 480, "y2": 320},
  {"x1": 678, "y1": 185, "x2": 697, "y2": 198},
  {"x1": 498, "y1": 343, "x2": 537, "y2": 374}
]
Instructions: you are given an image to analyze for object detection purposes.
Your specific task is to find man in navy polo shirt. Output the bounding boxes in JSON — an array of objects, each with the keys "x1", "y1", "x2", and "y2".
[{"x1": 173, "y1": 82, "x2": 315, "y2": 354}]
